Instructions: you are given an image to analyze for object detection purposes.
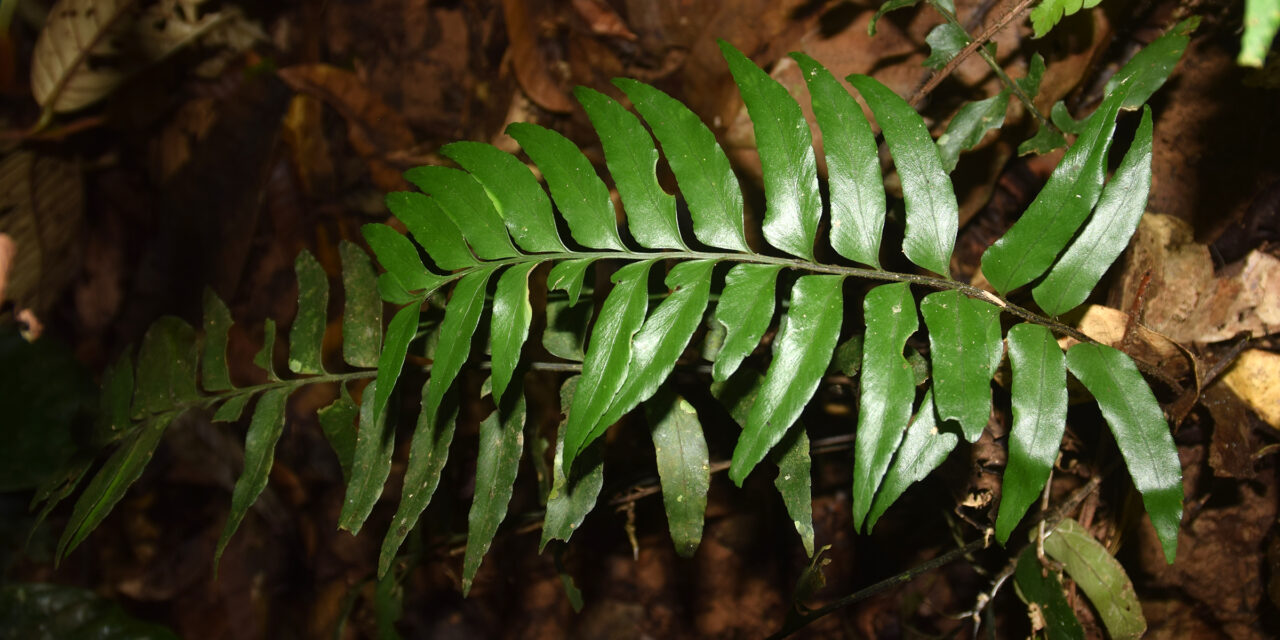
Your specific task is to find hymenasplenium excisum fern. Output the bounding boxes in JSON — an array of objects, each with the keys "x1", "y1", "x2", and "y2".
[{"x1": 48, "y1": 24, "x2": 1194, "y2": 598}]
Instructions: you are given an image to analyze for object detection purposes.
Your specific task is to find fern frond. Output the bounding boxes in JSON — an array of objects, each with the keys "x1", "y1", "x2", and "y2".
[{"x1": 361, "y1": 34, "x2": 1191, "y2": 573}]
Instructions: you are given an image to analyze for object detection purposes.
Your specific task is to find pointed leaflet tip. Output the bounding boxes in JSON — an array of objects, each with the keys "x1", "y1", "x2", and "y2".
[{"x1": 720, "y1": 40, "x2": 822, "y2": 261}]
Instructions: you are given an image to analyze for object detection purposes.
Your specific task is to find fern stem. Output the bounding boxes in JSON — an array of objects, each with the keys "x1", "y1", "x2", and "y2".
[
  {"x1": 427, "y1": 249, "x2": 1093, "y2": 344},
  {"x1": 196, "y1": 370, "x2": 377, "y2": 411}
]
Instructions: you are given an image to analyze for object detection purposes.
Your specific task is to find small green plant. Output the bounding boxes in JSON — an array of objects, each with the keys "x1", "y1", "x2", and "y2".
[{"x1": 36, "y1": 21, "x2": 1196, "y2": 633}]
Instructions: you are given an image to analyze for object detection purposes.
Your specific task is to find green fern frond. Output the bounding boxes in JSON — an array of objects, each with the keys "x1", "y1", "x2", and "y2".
[{"x1": 53, "y1": 24, "x2": 1197, "y2": 598}]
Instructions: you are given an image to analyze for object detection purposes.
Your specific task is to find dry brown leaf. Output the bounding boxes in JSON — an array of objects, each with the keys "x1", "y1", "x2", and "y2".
[
  {"x1": 30, "y1": 0, "x2": 226, "y2": 116},
  {"x1": 1221, "y1": 349, "x2": 1280, "y2": 429},
  {"x1": 280, "y1": 94, "x2": 335, "y2": 197},
  {"x1": 1119, "y1": 214, "x2": 1280, "y2": 344},
  {"x1": 502, "y1": 0, "x2": 575, "y2": 114},
  {"x1": 0, "y1": 151, "x2": 84, "y2": 314},
  {"x1": 0, "y1": 234, "x2": 13, "y2": 303},
  {"x1": 277, "y1": 63, "x2": 415, "y2": 192},
  {"x1": 572, "y1": 0, "x2": 637, "y2": 40},
  {"x1": 1058, "y1": 304, "x2": 1189, "y2": 378}
]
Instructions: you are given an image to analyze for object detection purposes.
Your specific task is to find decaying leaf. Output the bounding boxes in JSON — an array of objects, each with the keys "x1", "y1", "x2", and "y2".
[
  {"x1": 1119, "y1": 213, "x2": 1280, "y2": 344},
  {"x1": 0, "y1": 151, "x2": 84, "y2": 315},
  {"x1": 30, "y1": 0, "x2": 228, "y2": 116}
]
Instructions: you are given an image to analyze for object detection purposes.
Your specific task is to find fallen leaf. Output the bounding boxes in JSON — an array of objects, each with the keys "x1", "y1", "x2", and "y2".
[
  {"x1": 277, "y1": 64, "x2": 415, "y2": 192},
  {"x1": 30, "y1": 0, "x2": 227, "y2": 116},
  {"x1": 1120, "y1": 214, "x2": 1280, "y2": 344},
  {"x1": 572, "y1": 0, "x2": 637, "y2": 40},
  {"x1": 1220, "y1": 349, "x2": 1280, "y2": 429},
  {"x1": 0, "y1": 151, "x2": 84, "y2": 315},
  {"x1": 502, "y1": 0, "x2": 575, "y2": 113}
]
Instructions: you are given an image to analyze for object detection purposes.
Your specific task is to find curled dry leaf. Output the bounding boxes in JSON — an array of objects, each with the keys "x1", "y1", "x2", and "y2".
[
  {"x1": 31, "y1": 0, "x2": 228, "y2": 116},
  {"x1": 0, "y1": 151, "x2": 84, "y2": 315}
]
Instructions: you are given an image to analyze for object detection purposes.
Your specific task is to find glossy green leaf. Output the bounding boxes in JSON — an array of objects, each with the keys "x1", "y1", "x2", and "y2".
[
  {"x1": 543, "y1": 298, "x2": 592, "y2": 362},
  {"x1": 562, "y1": 260, "x2": 654, "y2": 470},
  {"x1": 1066, "y1": 343, "x2": 1182, "y2": 563},
  {"x1": 132, "y1": 316, "x2": 199, "y2": 416},
  {"x1": 923, "y1": 23, "x2": 969, "y2": 69},
  {"x1": 506, "y1": 122, "x2": 626, "y2": 251},
  {"x1": 362, "y1": 223, "x2": 433, "y2": 292},
  {"x1": 491, "y1": 263, "x2": 536, "y2": 403},
  {"x1": 712, "y1": 264, "x2": 781, "y2": 382},
  {"x1": 1043, "y1": 518, "x2": 1147, "y2": 639},
  {"x1": 439, "y1": 141, "x2": 567, "y2": 253},
  {"x1": 730, "y1": 275, "x2": 843, "y2": 485},
  {"x1": 1033, "y1": 107, "x2": 1153, "y2": 316},
  {"x1": 377, "y1": 271, "x2": 416, "y2": 305},
  {"x1": 57, "y1": 414, "x2": 175, "y2": 559},
  {"x1": 99, "y1": 350, "x2": 134, "y2": 438},
  {"x1": 215, "y1": 386, "x2": 289, "y2": 565},
  {"x1": 212, "y1": 394, "x2": 252, "y2": 423},
  {"x1": 645, "y1": 389, "x2": 709, "y2": 557},
  {"x1": 615, "y1": 78, "x2": 750, "y2": 252},
  {"x1": 920, "y1": 290, "x2": 1002, "y2": 441},
  {"x1": 575, "y1": 86, "x2": 685, "y2": 250},
  {"x1": 371, "y1": 304, "x2": 419, "y2": 428},
  {"x1": 936, "y1": 92, "x2": 1010, "y2": 173},
  {"x1": 290, "y1": 250, "x2": 328, "y2": 374},
  {"x1": 385, "y1": 191, "x2": 478, "y2": 271},
  {"x1": 253, "y1": 318, "x2": 279, "y2": 381},
  {"x1": 979, "y1": 89, "x2": 1124, "y2": 294},
  {"x1": 1017, "y1": 53, "x2": 1048, "y2": 98},
  {"x1": 404, "y1": 166, "x2": 520, "y2": 259},
  {"x1": 201, "y1": 289, "x2": 233, "y2": 392},
  {"x1": 1030, "y1": 0, "x2": 1103, "y2": 38},
  {"x1": 422, "y1": 268, "x2": 495, "y2": 431},
  {"x1": 599, "y1": 260, "x2": 715, "y2": 428},
  {"x1": 868, "y1": 0, "x2": 921, "y2": 35},
  {"x1": 340, "y1": 241, "x2": 382, "y2": 368},
  {"x1": 380, "y1": 396, "x2": 460, "y2": 576},
  {"x1": 995, "y1": 323, "x2": 1067, "y2": 544},
  {"x1": 791, "y1": 52, "x2": 885, "y2": 269},
  {"x1": 462, "y1": 391, "x2": 526, "y2": 595},
  {"x1": 1050, "y1": 101, "x2": 1088, "y2": 135},
  {"x1": 317, "y1": 385, "x2": 358, "y2": 483},
  {"x1": 773, "y1": 420, "x2": 815, "y2": 557},
  {"x1": 542, "y1": 376, "x2": 604, "y2": 549},
  {"x1": 849, "y1": 74, "x2": 957, "y2": 276},
  {"x1": 851, "y1": 282, "x2": 918, "y2": 531},
  {"x1": 720, "y1": 40, "x2": 821, "y2": 261},
  {"x1": 866, "y1": 391, "x2": 958, "y2": 529},
  {"x1": 1103, "y1": 18, "x2": 1195, "y2": 111},
  {"x1": 1014, "y1": 546, "x2": 1086, "y2": 640},
  {"x1": 1240, "y1": 0, "x2": 1279, "y2": 66},
  {"x1": 0, "y1": 583, "x2": 181, "y2": 640},
  {"x1": 711, "y1": 370, "x2": 814, "y2": 556},
  {"x1": 1018, "y1": 123, "x2": 1068, "y2": 156},
  {"x1": 547, "y1": 258, "x2": 594, "y2": 307}
]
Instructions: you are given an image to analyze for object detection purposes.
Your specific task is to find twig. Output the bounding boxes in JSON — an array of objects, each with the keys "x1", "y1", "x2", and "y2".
[
  {"x1": 910, "y1": 0, "x2": 1054, "y2": 136},
  {"x1": 767, "y1": 536, "x2": 990, "y2": 639}
]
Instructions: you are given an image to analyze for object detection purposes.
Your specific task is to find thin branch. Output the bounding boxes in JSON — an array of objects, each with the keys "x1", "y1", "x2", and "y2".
[
  {"x1": 767, "y1": 536, "x2": 990, "y2": 639},
  {"x1": 911, "y1": 0, "x2": 1054, "y2": 137}
]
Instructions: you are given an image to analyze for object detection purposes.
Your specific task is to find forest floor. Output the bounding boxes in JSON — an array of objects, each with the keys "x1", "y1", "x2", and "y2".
[{"x1": 2, "y1": 0, "x2": 1280, "y2": 638}]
